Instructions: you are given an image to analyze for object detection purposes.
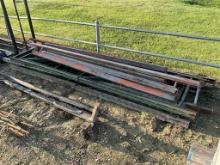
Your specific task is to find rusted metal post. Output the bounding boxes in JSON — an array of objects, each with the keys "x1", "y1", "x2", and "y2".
[
  {"x1": 0, "y1": 0, "x2": 18, "y2": 54},
  {"x1": 95, "y1": 19, "x2": 100, "y2": 53},
  {"x1": 23, "y1": 0, "x2": 36, "y2": 40},
  {"x1": 13, "y1": 0, "x2": 27, "y2": 45},
  {"x1": 193, "y1": 86, "x2": 201, "y2": 104}
]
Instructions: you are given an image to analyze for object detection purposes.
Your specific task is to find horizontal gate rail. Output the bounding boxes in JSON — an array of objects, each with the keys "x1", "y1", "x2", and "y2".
[
  {"x1": 0, "y1": 15, "x2": 220, "y2": 69},
  {"x1": 1, "y1": 15, "x2": 220, "y2": 42}
]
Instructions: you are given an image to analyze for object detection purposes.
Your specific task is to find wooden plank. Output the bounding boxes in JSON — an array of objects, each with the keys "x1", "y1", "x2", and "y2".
[
  {"x1": 211, "y1": 141, "x2": 220, "y2": 165},
  {"x1": 187, "y1": 143, "x2": 215, "y2": 165}
]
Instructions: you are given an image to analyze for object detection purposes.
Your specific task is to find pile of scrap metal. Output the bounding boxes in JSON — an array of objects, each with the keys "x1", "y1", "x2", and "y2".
[
  {"x1": 0, "y1": 0, "x2": 216, "y2": 130},
  {"x1": 0, "y1": 38, "x2": 215, "y2": 128}
]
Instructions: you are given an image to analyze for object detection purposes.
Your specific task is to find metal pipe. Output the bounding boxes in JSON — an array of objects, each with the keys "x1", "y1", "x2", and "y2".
[
  {"x1": 0, "y1": 15, "x2": 96, "y2": 26},
  {"x1": 101, "y1": 44, "x2": 220, "y2": 69},
  {"x1": 95, "y1": 19, "x2": 100, "y2": 53},
  {"x1": 178, "y1": 85, "x2": 190, "y2": 106},
  {"x1": 101, "y1": 24, "x2": 220, "y2": 42},
  {"x1": 2, "y1": 15, "x2": 220, "y2": 42},
  {"x1": 0, "y1": 0, "x2": 18, "y2": 54},
  {"x1": 9, "y1": 28, "x2": 97, "y2": 45},
  {"x1": 5, "y1": 27, "x2": 220, "y2": 69},
  {"x1": 13, "y1": 0, "x2": 26, "y2": 45},
  {"x1": 193, "y1": 86, "x2": 201, "y2": 105},
  {"x1": 23, "y1": 0, "x2": 35, "y2": 40}
]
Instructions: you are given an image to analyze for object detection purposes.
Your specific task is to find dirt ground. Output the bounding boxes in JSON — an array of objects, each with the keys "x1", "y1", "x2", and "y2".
[{"x1": 0, "y1": 64, "x2": 219, "y2": 165}]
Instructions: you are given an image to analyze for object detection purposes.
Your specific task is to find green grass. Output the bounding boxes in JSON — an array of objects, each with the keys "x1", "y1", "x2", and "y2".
[{"x1": 1, "y1": 0, "x2": 220, "y2": 78}]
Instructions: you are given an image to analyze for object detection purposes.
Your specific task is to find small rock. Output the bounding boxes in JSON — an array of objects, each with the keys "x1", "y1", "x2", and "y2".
[
  {"x1": 136, "y1": 136, "x2": 142, "y2": 143},
  {"x1": 120, "y1": 141, "x2": 131, "y2": 148},
  {"x1": 53, "y1": 90, "x2": 62, "y2": 95},
  {"x1": 184, "y1": 129, "x2": 193, "y2": 142},
  {"x1": 150, "y1": 117, "x2": 160, "y2": 131},
  {"x1": 116, "y1": 126, "x2": 128, "y2": 137},
  {"x1": 141, "y1": 147, "x2": 151, "y2": 153},
  {"x1": 31, "y1": 146, "x2": 40, "y2": 154},
  {"x1": 68, "y1": 94, "x2": 77, "y2": 100},
  {"x1": 56, "y1": 143, "x2": 66, "y2": 150},
  {"x1": 13, "y1": 90, "x2": 22, "y2": 97},
  {"x1": 162, "y1": 125, "x2": 172, "y2": 136}
]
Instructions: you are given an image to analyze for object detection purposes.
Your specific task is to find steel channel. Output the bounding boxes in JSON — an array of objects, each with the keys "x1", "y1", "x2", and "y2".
[
  {"x1": 4, "y1": 75, "x2": 93, "y2": 112},
  {"x1": 168, "y1": 70, "x2": 214, "y2": 84},
  {"x1": 40, "y1": 40, "x2": 167, "y2": 72},
  {"x1": 35, "y1": 41, "x2": 167, "y2": 82},
  {"x1": 32, "y1": 50, "x2": 176, "y2": 100},
  {"x1": 9, "y1": 64, "x2": 191, "y2": 127},
  {"x1": 30, "y1": 42, "x2": 201, "y2": 86},
  {"x1": 3, "y1": 79, "x2": 92, "y2": 121},
  {"x1": 6, "y1": 58, "x2": 197, "y2": 119},
  {"x1": 42, "y1": 49, "x2": 177, "y2": 94},
  {"x1": 46, "y1": 46, "x2": 166, "y2": 82},
  {"x1": 178, "y1": 85, "x2": 190, "y2": 106},
  {"x1": 193, "y1": 87, "x2": 201, "y2": 105}
]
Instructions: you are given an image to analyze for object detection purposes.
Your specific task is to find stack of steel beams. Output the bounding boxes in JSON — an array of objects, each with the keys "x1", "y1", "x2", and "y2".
[{"x1": 0, "y1": 39, "x2": 215, "y2": 128}]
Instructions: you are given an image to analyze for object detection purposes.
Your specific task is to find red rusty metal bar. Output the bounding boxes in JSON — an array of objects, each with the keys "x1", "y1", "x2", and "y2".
[
  {"x1": 29, "y1": 42, "x2": 201, "y2": 87},
  {"x1": 32, "y1": 50, "x2": 176, "y2": 101},
  {"x1": 40, "y1": 50, "x2": 178, "y2": 94},
  {"x1": 36, "y1": 39, "x2": 167, "y2": 72},
  {"x1": 47, "y1": 48, "x2": 166, "y2": 83}
]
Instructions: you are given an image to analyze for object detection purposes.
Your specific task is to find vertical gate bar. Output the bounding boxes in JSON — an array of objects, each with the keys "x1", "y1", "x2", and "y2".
[
  {"x1": 178, "y1": 85, "x2": 190, "y2": 106},
  {"x1": 193, "y1": 86, "x2": 201, "y2": 105},
  {"x1": 23, "y1": 0, "x2": 36, "y2": 40},
  {"x1": 95, "y1": 19, "x2": 100, "y2": 53},
  {"x1": 13, "y1": 0, "x2": 27, "y2": 45},
  {"x1": 0, "y1": 0, "x2": 18, "y2": 54}
]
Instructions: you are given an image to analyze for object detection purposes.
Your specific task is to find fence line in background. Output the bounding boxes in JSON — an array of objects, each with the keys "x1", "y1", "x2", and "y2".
[
  {"x1": 2, "y1": 15, "x2": 220, "y2": 42},
  {"x1": 0, "y1": 15, "x2": 220, "y2": 69}
]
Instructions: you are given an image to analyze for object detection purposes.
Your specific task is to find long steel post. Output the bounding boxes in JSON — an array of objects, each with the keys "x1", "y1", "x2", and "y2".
[
  {"x1": 95, "y1": 19, "x2": 100, "y2": 53},
  {"x1": 0, "y1": 0, "x2": 18, "y2": 54},
  {"x1": 23, "y1": 0, "x2": 35, "y2": 40},
  {"x1": 13, "y1": 0, "x2": 26, "y2": 45},
  {"x1": 193, "y1": 86, "x2": 201, "y2": 105}
]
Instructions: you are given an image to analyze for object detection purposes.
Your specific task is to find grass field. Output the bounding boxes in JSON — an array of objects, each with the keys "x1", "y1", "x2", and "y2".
[{"x1": 1, "y1": 0, "x2": 220, "y2": 78}]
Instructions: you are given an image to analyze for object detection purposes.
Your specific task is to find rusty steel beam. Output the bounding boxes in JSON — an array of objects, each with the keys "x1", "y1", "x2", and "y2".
[
  {"x1": 36, "y1": 39, "x2": 167, "y2": 72},
  {"x1": 30, "y1": 42, "x2": 201, "y2": 87},
  {"x1": 3, "y1": 79, "x2": 92, "y2": 121},
  {"x1": 39, "y1": 49, "x2": 178, "y2": 94},
  {"x1": 9, "y1": 65, "x2": 191, "y2": 128},
  {"x1": 32, "y1": 50, "x2": 176, "y2": 101},
  {"x1": 6, "y1": 58, "x2": 197, "y2": 119}
]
